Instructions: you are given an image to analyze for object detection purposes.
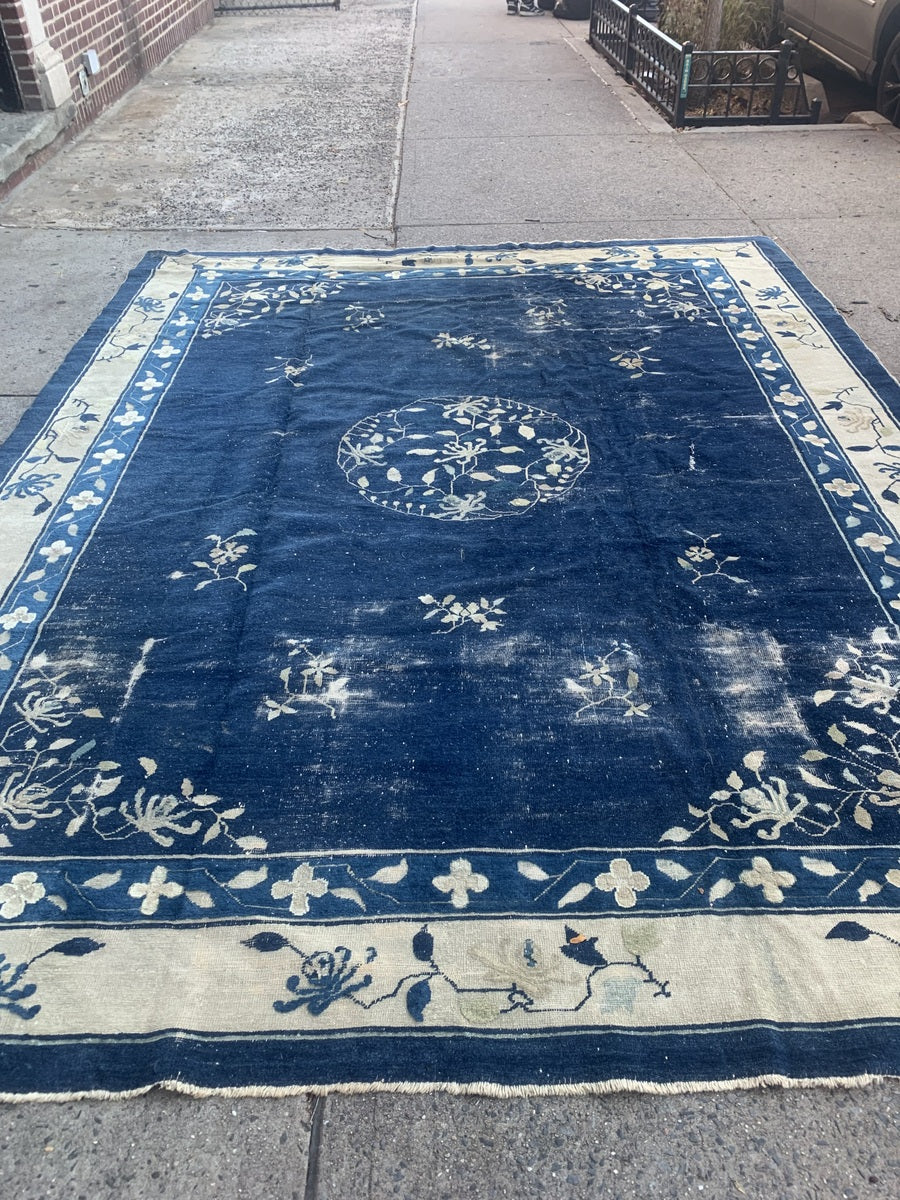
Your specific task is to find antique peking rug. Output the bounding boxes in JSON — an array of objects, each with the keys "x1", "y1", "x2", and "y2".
[{"x1": 1, "y1": 239, "x2": 899, "y2": 1100}]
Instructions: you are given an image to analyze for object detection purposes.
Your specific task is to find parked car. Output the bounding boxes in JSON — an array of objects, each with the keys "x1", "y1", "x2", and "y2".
[{"x1": 778, "y1": 0, "x2": 900, "y2": 124}]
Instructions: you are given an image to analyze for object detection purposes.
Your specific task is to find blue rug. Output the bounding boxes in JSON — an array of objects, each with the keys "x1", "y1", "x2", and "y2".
[{"x1": 1, "y1": 240, "x2": 899, "y2": 1098}]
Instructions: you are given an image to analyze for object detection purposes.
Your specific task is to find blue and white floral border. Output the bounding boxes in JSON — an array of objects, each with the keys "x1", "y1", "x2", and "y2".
[{"x1": 1, "y1": 844, "x2": 899, "y2": 926}]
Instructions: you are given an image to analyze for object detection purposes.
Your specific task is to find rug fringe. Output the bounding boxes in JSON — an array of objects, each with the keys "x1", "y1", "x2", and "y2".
[{"x1": 0, "y1": 1072, "x2": 895, "y2": 1104}]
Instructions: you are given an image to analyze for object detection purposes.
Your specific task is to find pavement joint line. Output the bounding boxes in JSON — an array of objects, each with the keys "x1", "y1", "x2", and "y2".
[
  {"x1": 303, "y1": 1093, "x2": 327, "y2": 1200},
  {"x1": 673, "y1": 138, "x2": 768, "y2": 229},
  {"x1": 0, "y1": 226, "x2": 396, "y2": 236},
  {"x1": 388, "y1": 0, "x2": 420, "y2": 247}
]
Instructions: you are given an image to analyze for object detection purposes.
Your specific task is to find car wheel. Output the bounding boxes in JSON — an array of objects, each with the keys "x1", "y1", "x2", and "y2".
[{"x1": 877, "y1": 30, "x2": 900, "y2": 126}]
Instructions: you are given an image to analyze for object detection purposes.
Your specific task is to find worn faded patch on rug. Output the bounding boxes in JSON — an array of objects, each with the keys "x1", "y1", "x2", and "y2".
[{"x1": 1, "y1": 239, "x2": 899, "y2": 1098}]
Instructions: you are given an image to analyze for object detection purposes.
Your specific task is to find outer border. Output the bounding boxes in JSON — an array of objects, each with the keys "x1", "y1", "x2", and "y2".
[
  {"x1": 1, "y1": 1019, "x2": 899, "y2": 1098},
  {"x1": 2, "y1": 238, "x2": 899, "y2": 1098}
]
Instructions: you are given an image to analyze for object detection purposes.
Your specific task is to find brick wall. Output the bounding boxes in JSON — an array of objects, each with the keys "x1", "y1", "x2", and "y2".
[{"x1": 1, "y1": 0, "x2": 213, "y2": 120}]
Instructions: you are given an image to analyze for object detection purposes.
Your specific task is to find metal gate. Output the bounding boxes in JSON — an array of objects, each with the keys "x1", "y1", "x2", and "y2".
[
  {"x1": 214, "y1": 0, "x2": 339, "y2": 12},
  {"x1": 0, "y1": 26, "x2": 23, "y2": 112},
  {"x1": 589, "y1": 0, "x2": 819, "y2": 128}
]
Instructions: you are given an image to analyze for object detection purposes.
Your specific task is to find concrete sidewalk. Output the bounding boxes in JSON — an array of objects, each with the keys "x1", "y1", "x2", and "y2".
[{"x1": 1, "y1": 2, "x2": 899, "y2": 1196}]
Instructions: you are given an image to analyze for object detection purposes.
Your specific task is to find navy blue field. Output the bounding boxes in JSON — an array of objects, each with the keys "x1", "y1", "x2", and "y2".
[{"x1": 0, "y1": 241, "x2": 898, "y2": 1097}]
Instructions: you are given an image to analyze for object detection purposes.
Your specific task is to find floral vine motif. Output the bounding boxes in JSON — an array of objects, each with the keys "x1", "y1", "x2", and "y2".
[
  {"x1": 338, "y1": 397, "x2": 590, "y2": 521},
  {"x1": 1, "y1": 471, "x2": 62, "y2": 505},
  {"x1": 793, "y1": 381, "x2": 900, "y2": 560},
  {"x1": 610, "y1": 347, "x2": 662, "y2": 379},
  {"x1": 518, "y1": 855, "x2": 654, "y2": 911},
  {"x1": 243, "y1": 922, "x2": 670, "y2": 1023},
  {"x1": 265, "y1": 858, "x2": 408, "y2": 918},
  {"x1": 94, "y1": 294, "x2": 173, "y2": 362},
  {"x1": 200, "y1": 279, "x2": 343, "y2": 337},
  {"x1": 524, "y1": 299, "x2": 569, "y2": 328},
  {"x1": 418, "y1": 593, "x2": 505, "y2": 634},
  {"x1": 264, "y1": 642, "x2": 350, "y2": 720},
  {"x1": 344, "y1": 304, "x2": 384, "y2": 332},
  {"x1": 0, "y1": 606, "x2": 38, "y2": 674},
  {"x1": 117, "y1": 759, "x2": 263, "y2": 850},
  {"x1": 0, "y1": 655, "x2": 266, "y2": 852},
  {"x1": 170, "y1": 530, "x2": 257, "y2": 591},
  {"x1": 0, "y1": 937, "x2": 104, "y2": 1020},
  {"x1": 677, "y1": 533, "x2": 747, "y2": 586},
  {"x1": 431, "y1": 333, "x2": 492, "y2": 352},
  {"x1": 662, "y1": 749, "x2": 827, "y2": 846},
  {"x1": 574, "y1": 270, "x2": 709, "y2": 324},
  {"x1": 662, "y1": 633, "x2": 900, "y2": 845},
  {"x1": 266, "y1": 356, "x2": 311, "y2": 388},
  {"x1": 0, "y1": 393, "x2": 100, "y2": 517},
  {"x1": 826, "y1": 919, "x2": 900, "y2": 953},
  {"x1": 0, "y1": 655, "x2": 106, "y2": 846},
  {"x1": 565, "y1": 643, "x2": 652, "y2": 721}
]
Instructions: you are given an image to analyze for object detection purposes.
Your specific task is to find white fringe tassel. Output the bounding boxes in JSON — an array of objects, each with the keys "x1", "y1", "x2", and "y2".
[{"x1": 0, "y1": 1072, "x2": 895, "y2": 1104}]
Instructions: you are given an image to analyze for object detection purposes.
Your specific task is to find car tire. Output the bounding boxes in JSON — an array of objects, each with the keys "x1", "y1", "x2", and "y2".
[{"x1": 876, "y1": 30, "x2": 900, "y2": 126}]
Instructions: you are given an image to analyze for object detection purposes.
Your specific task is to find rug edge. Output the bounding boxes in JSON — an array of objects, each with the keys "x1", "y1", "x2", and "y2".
[{"x1": 1, "y1": 1073, "x2": 896, "y2": 1104}]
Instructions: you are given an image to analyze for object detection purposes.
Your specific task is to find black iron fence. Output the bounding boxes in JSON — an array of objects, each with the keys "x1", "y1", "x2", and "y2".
[{"x1": 589, "y1": 0, "x2": 820, "y2": 128}]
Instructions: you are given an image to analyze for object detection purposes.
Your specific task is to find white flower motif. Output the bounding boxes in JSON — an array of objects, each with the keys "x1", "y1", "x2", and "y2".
[
  {"x1": 67, "y1": 490, "x2": 102, "y2": 511},
  {"x1": 438, "y1": 491, "x2": 489, "y2": 520},
  {"x1": 775, "y1": 390, "x2": 804, "y2": 407},
  {"x1": 739, "y1": 856, "x2": 796, "y2": 904},
  {"x1": 855, "y1": 532, "x2": 893, "y2": 553},
  {"x1": 39, "y1": 539, "x2": 73, "y2": 564},
  {"x1": 753, "y1": 353, "x2": 782, "y2": 372},
  {"x1": 113, "y1": 406, "x2": 146, "y2": 426},
  {"x1": 152, "y1": 342, "x2": 180, "y2": 360},
  {"x1": 93, "y1": 449, "x2": 125, "y2": 465},
  {"x1": 432, "y1": 858, "x2": 489, "y2": 909},
  {"x1": 133, "y1": 374, "x2": 162, "y2": 393},
  {"x1": 270, "y1": 863, "x2": 329, "y2": 915},
  {"x1": 800, "y1": 434, "x2": 828, "y2": 448},
  {"x1": 737, "y1": 330, "x2": 765, "y2": 343},
  {"x1": 823, "y1": 478, "x2": 860, "y2": 499},
  {"x1": 594, "y1": 858, "x2": 651, "y2": 909},
  {"x1": 208, "y1": 540, "x2": 248, "y2": 566},
  {"x1": 0, "y1": 606, "x2": 37, "y2": 631},
  {"x1": 128, "y1": 865, "x2": 185, "y2": 915},
  {"x1": 0, "y1": 871, "x2": 46, "y2": 919}
]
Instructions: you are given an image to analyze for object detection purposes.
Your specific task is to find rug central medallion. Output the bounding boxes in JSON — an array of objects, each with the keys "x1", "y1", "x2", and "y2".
[{"x1": 337, "y1": 396, "x2": 590, "y2": 519}]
